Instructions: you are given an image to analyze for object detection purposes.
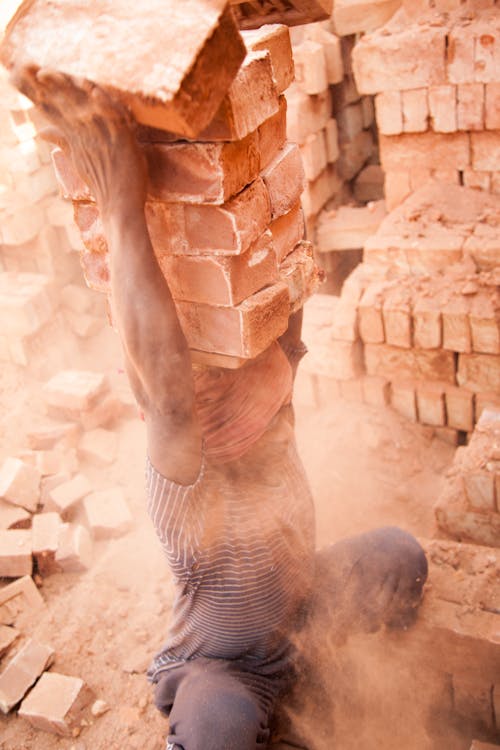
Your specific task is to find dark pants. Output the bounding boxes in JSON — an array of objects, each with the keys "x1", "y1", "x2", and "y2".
[{"x1": 153, "y1": 527, "x2": 428, "y2": 750}]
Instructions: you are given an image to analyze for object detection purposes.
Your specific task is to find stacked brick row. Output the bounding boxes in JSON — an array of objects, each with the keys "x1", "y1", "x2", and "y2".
[
  {"x1": 435, "y1": 408, "x2": 500, "y2": 548},
  {"x1": 0, "y1": 69, "x2": 105, "y2": 370},
  {"x1": 352, "y1": 2, "x2": 500, "y2": 209},
  {"x1": 53, "y1": 26, "x2": 321, "y2": 367},
  {"x1": 298, "y1": 182, "x2": 500, "y2": 442}
]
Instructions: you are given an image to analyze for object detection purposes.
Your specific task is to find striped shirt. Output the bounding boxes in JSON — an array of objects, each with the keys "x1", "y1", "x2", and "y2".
[{"x1": 146, "y1": 406, "x2": 315, "y2": 681}]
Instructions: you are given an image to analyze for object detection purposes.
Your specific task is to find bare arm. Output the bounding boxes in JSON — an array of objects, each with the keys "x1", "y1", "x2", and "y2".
[{"x1": 15, "y1": 68, "x2": 201, "y2": 483}]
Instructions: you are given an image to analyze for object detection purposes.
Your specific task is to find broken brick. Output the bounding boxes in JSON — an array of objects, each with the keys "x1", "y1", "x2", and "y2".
[
  {"x1": 0, "y1": 638, "x2": 54, "y2": 714},
  {"x1": 0, "y1": 457, "x2": 40, "y2": 512},
  {"x1": 0, "y1": 500, "x2": 31, "y2": 531},
  {"x1": 18, "y1": 671, "x2": 94, "y2": 735},
  {"x1": 0, "y1": 575, "x2": 45, "y2": 626}
]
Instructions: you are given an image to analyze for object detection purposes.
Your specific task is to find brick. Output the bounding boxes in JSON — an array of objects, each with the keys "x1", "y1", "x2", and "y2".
[
  {"x1": 445, "y1": 386, "x2": 475, "y2": 432},
  {"x1": 434, "y1": 426, "x2": 460, "y2": 447},
  {"x1": 27, "y1": 423, "x2": 80, "y2": 451},
  {"x1": 83, "y1": 488, "x2": 132, "y2": 540},
  {"x1": 301, "y1": 165, "x2": 342, "y2": 219},
  {"x1": 0, "y1": 639, "x2": 54, "y2": 714},
  {"x1": 257, "y1": 95, "x2": 287, "y2": 171},
  {"x1": 143, "y1": 132, "x2": 260, "y2": 205},
  {"x1": 78, "y1": 429, "x2": 117, "y2": 467},
  {"x1": 332, "y1": 0, "x2": 402, "y2": 36},
  {"x1": 261, "y1": 142, "x2": 306, "y2": 220},
  {"x1": 457, "y1": 353, "x2": 500, "y2": 393},
  {"x1": 485, "y1": 83, "x2": 500, "y2": 129},
  {"x1": 269, "y1": 202, "x2": 305, "y2": 262},
  {"x1": 232, "y1": 0, "x2": 331, "y2": 29},
  {"x1": 55, "y1": 523, "x2": 93, "y2": 573},
  {"x1": 317, "y1": 201, "x2": 386, "y2": 253},
  {"x1": 0, "y1": 272, "x2": 54, "y2": 336},
  {"x1": 0, "y1": 530, "x2": 32, "y2": 578},
  {"x1": 20, "y1": 450, "x2": 66, "y2": 478},
  {"x1": 352, "y1": 25, "x2": 446, "y2": 94},
  {"x1": 473, "y1": 19, "x2": 499, "y2": 84},
  {"x1": 337, "y1": 130, "x2": 374, "y2": 180},
  {"x1": 361, "y1": 375, "x2": 391, "y2": 407},
  {"x1": 469, "y1": 291, "x2": 500, "y2": 355},
  {"x1": 417, "y1": 381, "x2": 447, "y2": 426},
  {"x1": 462, "y1": 170, "x2": 491, "y2": 191},
  {"x1": 0, "y1": 575, "x2": 44, "y2": 626},
  {"x1": 428, "y1": 85, "x2": 457, "y2": 133},
  {"x1": 358, "y1": 282, "x2": 389, "y2": 344},
  {"x1": 442, "y1": 295, "x2": 472, "y2": 353},
  {"x1": 43, "y1": 371, "x2": 109, "y2": 413},
  {"x1": 375, "y1": 91, "x2": 402, "y2": 136},
  {"x1": 365, "y1": 344, "x2": 456, "y2": 383},
  {"x1": 413, "y1": 296, "x2": 442, "y2": 350},
  {"x1": 45, "y1": 474, "x2": 92, "y2": 519},
  {"x1": 199, "y1": 50, "x2": 279, "y2": 141},
  {"x1": 336, "y1": 103, "x2": 364, "y2": 144},
  {"x1": 390, "y1": 381, "x2": 418, "y2": 422},
  {"x1": 286, "y1": 86, "x2": 331, "y2": 144},
  {"x1": 464, "y1": 228, "x2": 500, "y2": 272},
  {"x1": 306, "y1": 27, "x2": 344, "y2": 85},
  {"x1": 402, "y1": 88, "x2": 429, "y2": 133},
  {"x1": 331, "y1": 297, "x2": 359, "y2": 342},
  {"x1": 241, "y1": 24, "x2": 294, "y2": 95},
  {"x1": 383, "y1": 286, "x2": 412, "y2": 348},
  {"x1": 0, "y1": 500, "x2": 31, "y2": 531},
  {"x1": 161, "y1": 230, "x2": 278, "y2": 307},
  {"x1": 463, "y1": 471, "x2": 496, "y2": 512},
  {"x1": 18, "y1": 671, "x2": 93, "y2": 736},
  {"x1": 2, "y1": 1, "x2": 245, "y2": 138},
  {"x1": 476, "y1": 394, "x2": 500, "y2": 421},
  {"x1": 0, "y1": 457, "x2": 40, "y2": 513},
  {"x1": 324, "y1": 119, "x2": 339, "y2": 163},
  {"x1": 380, "y1": 132, "x2": 470, "y2": 171},
  {"x1": 40, "y1": 473, "x2": 71, "y2": 510},
  {"x1": 300, "y1": 130, "x2": 328, "y2": 182},
  {"x1": 293, "y1": 39, "x2": 328, "y2": 95},
  {"x1": 383, "y1": 170, "x2": 411, "y2": 211},
  {"x1": 279, "y1": 241, "x2": 321, "y2": 314},
  {"x1": 32, "y1": 513, "x2": 62, "y2": 576},
  {"x1": 447, "y1": 24, "x2": 475, "y2": 85},
  {"x1": 457, "y1": 84, "x2": 484, "y2": 131},
  {"x1": 353, "y1": 164, "x2": 384, "y2": 202},
  {"x1": 471, "y1": 131, "x2": 500, "y2": 171},
  {"x1": 0, "y1": 625, "x2": 19, "y2": 658},
  {"x1": 324, "y1": 340, "x2": 364, "y2": 381}
]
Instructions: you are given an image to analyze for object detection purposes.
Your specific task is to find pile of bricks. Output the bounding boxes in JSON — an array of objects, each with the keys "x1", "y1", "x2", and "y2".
[
  {"x1": 352, "y1": 1, "x2": 500, "y2": 209},
  {"x1": 435, "y1": 408, "x2": 500, "y2": 547},
  {"x1": 0, "y1": 370, "x2": 134, "y2": 579}
]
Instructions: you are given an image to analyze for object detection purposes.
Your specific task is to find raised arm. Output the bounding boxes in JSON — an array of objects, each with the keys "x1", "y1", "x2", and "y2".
[{"x1": 15, "y1": 68, "x2": 202, "y2": 484}]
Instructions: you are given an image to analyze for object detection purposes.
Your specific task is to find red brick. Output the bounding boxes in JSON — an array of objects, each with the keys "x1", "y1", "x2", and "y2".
[
  {"x1": 261, "y1": 142, "x2": 306, "y2": 220},
  {"x1": 470, "y1": 290, "x2": 500, "y2": 355},
  {"x1": 0, "y1": 500, "x2": 31, "y2": 531},
  {"x1": 413, "y1": 296, "x2": 442, "y2": 349},
  {"x1": 462, "y1": 169, "x2": 491, "y2": 191},
  {"x1": 0, "y1": 575, "x2": 44, "y2": 626},
  {"x1": 306, "y1": 26, "x2": 343, "y2": 85},
  {"x1": 0, "y1": 638, "x2": 54, "y2": 714},
  {"x1": 485, "y1": 83, "x2": 500, "y2": 129},
  {"x1": 353, "y1": 164, "x2": 384, "y2": 203},
  {"x1": 43, "y1": 371, "x2": 110, "y2": 413},
  {"x1": 402, "y1": 88, "x2": 429, "y2": 133},
  {"x1": 331, "y1": 297, "x2": 358, "y2": 342},
  {"x1": 269, "y1": 202, "x2": 305, "y2": 262},
  {"x1": 476, "y1": 393, "x2": 500, "y2": 420},
  {"x1": 78, "y1": 429, "x2": 117, "y2": 467},
  {"x1": 417, "y1": 382, "x2": 447, "y2": 427},
  {"x1": 143, "y1": 132, "x2": 260, "y2": 205},
  {"x1": 293, "y1": 39, "x2": 328, "y2": 95},
  {"x1": 2, "y1": 1, "x2": 245, "y2": 138},
  {"x1": 464, "y1": 470, "x2": 496, "y2": 512},
  {"x1": 442, "y1": 295, "x2": 472, "y2": 353},
  {"x1": 55, "y1": 523, "x2": 93, "y2": 573},
  {"x1": 161, "y1": 230, "x2": 278, "y2": 307},
  {"x1": 83, "y1": 489, "x2": 132, "y2": 540},
  {"x1": 447, "y1": 23, "x2": 475, "y2": 84},
  {"x1": 18, "y1": 671, "x2": 93, "y2": 736},
  {"x1": 32, "y1": 513, "x2": 62, "y2": 576},
  {"x1": 199, "y1": 50, "x2": 279, "y2": 141},
  {"x1": 324, "y1": 119, "x2": 339, "y2": 163},
  {"x1": 242, "y1": 25, "x2": 294, "y2": 95},
  {"x1": 257, "y1": 95, "x2": 287, "y2": 171},
  {"x1": 176, "y1": 281, "x2": 290, "y2": 358},
  {"x1": 358, "y1": 282, "x2": 389, "y2": 344},
  {"x1": 361, "y1": 376, "x2": 391, "y2": 407},
  {"x1": 0, "y1": 457, "x2": 40, "y2": 513},
  {"x1": 365, "y1": 344, "x2": 456, "y2": 383},
  {"x1": 390, "y1": 380, "x2": 418, "y2": 422},
  {"x1": 457, "y1": 84, "x2": 484, "y2": 131},
  {"x1": 457, "y1": 353, "x2": 500, "y2": 393},
  {"x1": 279, "y1": 241, "x2": 321, "y2": 313},
  {"x1": 45, "y1": 474, "x2": 92, "y2": 519},
  {"x1": 471, "y1": 131, "x2": 500, "y2": 171},
  {"x1": 286, "y1": 86, "x2": 331, "y2": 144},
  {"x1": 300, "y1": 130, "x2": 328, "y2": 182},
  {"x1": 0, "y1": 530, "x2": 32, "y2": 578},
  {"x1": 301, "y1": 165, "x2": 342, "y2": 219},
  {"x1": 332, "y1": 0, "x2": 402, "y2": 36},
  {"x1": 428, "y1": 85, "x2": 457, "y2": 133},
  {"x1": 383, "y1": 170, "x2": 411, "y2": 210},
  {"x1": 352, "y1": 24, "x2": 446, "y2": 94},
  {"x1": 380, "y1": 132, "x2": 470, "y2": 171},
  {"x1": 325, "y1": 340, "x2": 364, "y2": 381},
  {"x1": 375, "y1": 91, "x2": 403, "y2": 136},
  {"x1": 382, "y1": 286, "x2": 412, "y2": 348},
  {"x1": 445, "y1": 386, "x2": 475, "y2": 432}
]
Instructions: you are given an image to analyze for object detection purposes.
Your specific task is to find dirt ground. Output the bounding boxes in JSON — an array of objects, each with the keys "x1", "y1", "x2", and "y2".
[{"x1": 0, "y1": 320, "x2": 473, "y2": 750}]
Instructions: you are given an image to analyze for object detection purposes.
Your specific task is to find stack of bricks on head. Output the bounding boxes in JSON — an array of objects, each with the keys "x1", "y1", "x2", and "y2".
[{"x1": 1, "y1": 0, "x2": 332, "y2": 371}]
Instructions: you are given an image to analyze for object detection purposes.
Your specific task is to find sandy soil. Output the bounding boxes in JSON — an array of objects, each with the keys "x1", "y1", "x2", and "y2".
[{"x1": 0, "y1": 322, "x2": 473, "y2": 750}]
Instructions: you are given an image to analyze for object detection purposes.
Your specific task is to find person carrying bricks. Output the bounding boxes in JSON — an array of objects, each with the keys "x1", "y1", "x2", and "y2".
[{"x1": 13, "y1": 67, "x2": 428, "y2": 750}]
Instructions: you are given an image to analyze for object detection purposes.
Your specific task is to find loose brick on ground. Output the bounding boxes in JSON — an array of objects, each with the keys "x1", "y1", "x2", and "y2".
[
  {"x1": 18, "y1": 671, "x2": 94, "y2": 735},
  {"x1": 0, "y1": 638, "x2": 54, "y2": 713},
  {"x1": 0, "y1": 624, "x2": 19, "y2": 658},
  {"x1": 0, "y1": 576, "x2": 45, "y2": 626},
  {"x1": 43, "y1": 370, "x2": 110, "y2": 413},
  {"x1": 0, "y1": 457, "x2": 40, "y2": 512},
  {"x1": 32, "y1": 513, "x2": 62, "y2": 576},
  {"x1": 55, "y1": 523, "x2": 93, "y2": 573},
  {"x1": 0, "y1": 500, "x2": 31, "y2": 530},
  {"x1": 0, "y1": 530, "x2": 33, "y2": 578},
  {"x1": 27, "y1": 422, "x2": 80, "y2": 451},
  {"x1": 83, "y1": 489, "x2": 133, "y2": 540},
  {"x1": 45, "y1": 474, "x2": 92, "y2": 518},
  {"x1": 78, "y1": 429, "x2": 118, "y2": 467}
]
